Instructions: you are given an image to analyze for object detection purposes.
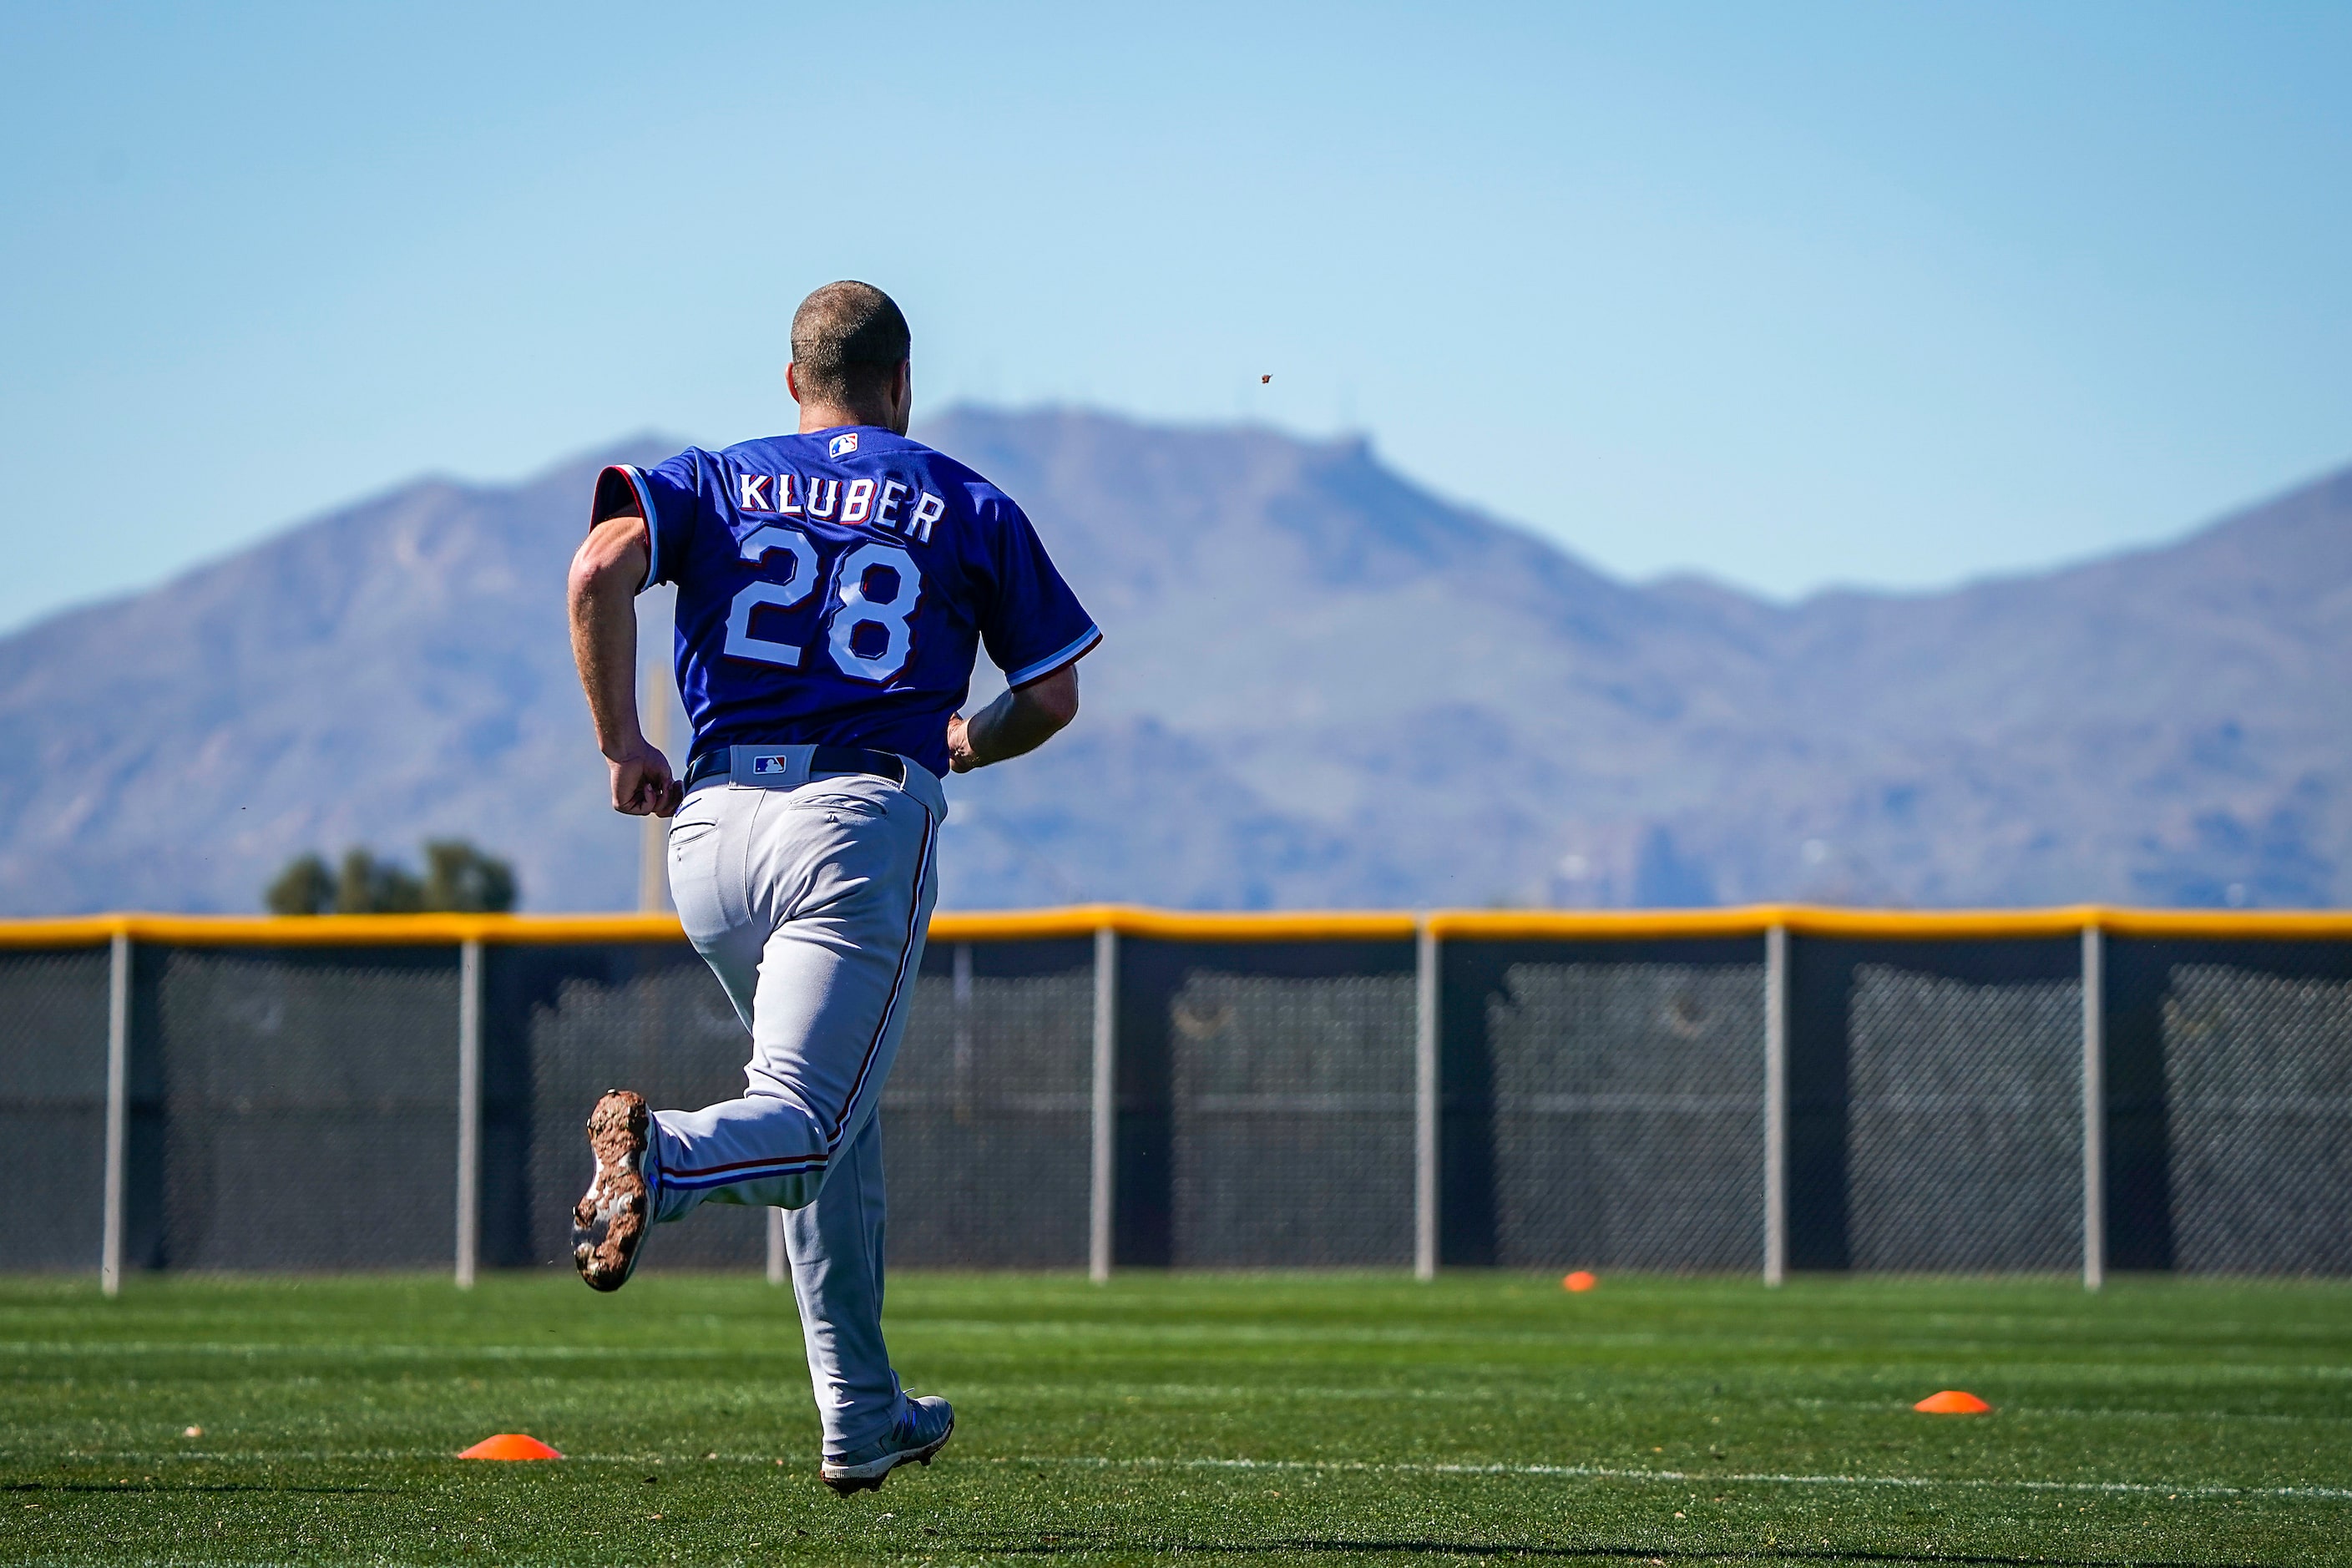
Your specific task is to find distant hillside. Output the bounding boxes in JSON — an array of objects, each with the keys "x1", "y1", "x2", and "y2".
[{"x1": 0, "y1": 408, "x2": 2343, "y2": 913}]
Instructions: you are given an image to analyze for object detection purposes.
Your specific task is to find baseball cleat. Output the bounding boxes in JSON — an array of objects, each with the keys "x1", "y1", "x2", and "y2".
[
  {"x1": 819, "y1": 1395, "x2": 954, "y2": 1496},
  {"x1": 571, "y1": 1089, "x2": 653, "y2": 1292}
]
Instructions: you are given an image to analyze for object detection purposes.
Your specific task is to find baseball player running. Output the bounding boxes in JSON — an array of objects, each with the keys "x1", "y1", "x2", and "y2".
[{"x1": 564, "y1": 281, "x2": 1098, "y2": 1494}]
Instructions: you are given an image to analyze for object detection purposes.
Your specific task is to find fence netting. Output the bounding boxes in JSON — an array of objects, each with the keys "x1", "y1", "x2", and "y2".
[
  {"x1": 10, "y1": 923, "x2": 2349, "y2": 1277},
  {"x1": 488, "y1": 936, "x2": 1098, "y2": 1272},
  {"x1": 1846, "y1": 960, "x2": 2082, "y2": 1272},
  {"x1": 2162, "y1": 962, "x2": 2352, "y2": 1274},
  {"x1": 0, "y1": 948, "x2": 109, "y2": 1270},
  {"x1": 492, "y1": 942, "x2": 764, "y2": 1271},
  {"x1": 143, "y1": 945, "x2": 460, "y2": 1270},
  {"x1": 1100, "y1": 939, "x2": 1419, "y2": 1267},
  {"x1": 1476, "y1": 950, "x2": 1765, "y2": 1272},
  {"x1": 884, "y1": 938, "x2": 1094, "y2": 1267},
  {"x1": 1166, "y1": 967, "x2": 1416, "y2": 1267}
]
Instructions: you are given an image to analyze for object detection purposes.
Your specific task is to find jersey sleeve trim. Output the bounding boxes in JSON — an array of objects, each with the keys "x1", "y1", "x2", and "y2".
[
  {"x1": 612, "y1": 465, "x2": 662, "y2": 592},
  {"x1": 1004, "y1": 625, "x2": 1103, "y2": 689}
]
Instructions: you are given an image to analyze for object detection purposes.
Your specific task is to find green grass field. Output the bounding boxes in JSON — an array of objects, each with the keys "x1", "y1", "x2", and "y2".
[{"x1": 4, "y1": 1271, "x2": 2348, "y2": 1565}]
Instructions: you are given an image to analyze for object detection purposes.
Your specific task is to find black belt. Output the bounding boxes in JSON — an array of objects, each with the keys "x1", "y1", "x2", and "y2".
[{"x1": 682, "y1": 745, "x2": 906, "y2": 792}]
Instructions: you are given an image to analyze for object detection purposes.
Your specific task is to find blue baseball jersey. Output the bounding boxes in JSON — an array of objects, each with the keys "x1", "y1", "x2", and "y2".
[{"x1": 600, "y1": 427, "x2": 1099, "y2": 781}]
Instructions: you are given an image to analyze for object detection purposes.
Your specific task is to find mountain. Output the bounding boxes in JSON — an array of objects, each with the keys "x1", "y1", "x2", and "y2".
[{"x1": 0, "y1": 408, "x2": 2344, "y2": 913}]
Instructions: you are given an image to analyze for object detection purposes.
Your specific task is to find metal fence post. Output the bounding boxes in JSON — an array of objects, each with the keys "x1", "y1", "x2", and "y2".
[
  {"x1": 101, "y1": 929, "x2": 130, "y2": 1297},
  {"x1": 1763, "y1": 923, "x2": 1788, "y2": 1287},
  {"x1": 2081, "y1": 922, "x2": 2105, "y2": 1292},
  {"x1": 1090, "y1": 923, "x2": 1118, "y2": 1283},
  {"x1": 766, "y1": 1209, "x2": 787, "y2": 1285},
  {"x1": 1414, "y1": 917, "x2": 1439, "y2": 1281},
  {"x1": 455, "y1": 938, "x2": 483, "y2": 1289}
]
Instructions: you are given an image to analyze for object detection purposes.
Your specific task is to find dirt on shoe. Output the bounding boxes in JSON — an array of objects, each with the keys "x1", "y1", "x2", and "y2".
[{"x1": 572, "y1": 1089, "x2": 650, "y2": 1292}]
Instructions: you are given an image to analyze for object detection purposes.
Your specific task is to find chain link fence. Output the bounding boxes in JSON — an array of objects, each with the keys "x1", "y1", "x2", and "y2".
[
  {"x1": 1841, "y1": 944, "x2": 2083, "y2": 1272},
  {"x1": 2162, "y1": 959, "x2": 2352, "y2": 1274},
  {"x1": 0, "y1": 946, "x2": 109, "y2": 1270},
  {"x1": 7, "y1": 913, "x2": 2349, "y2": 1279},
  {"x1": 144, "y1": 945, "x2": 463, "y2": 1271},
  {"x1": 1166, "y1": 969, "x2": 1416, "y2": 1267},
  {"x1": 884, "y1": 938, "x2": 1095, "y2": 1268},
  {"x1": 1108, "y1": 937, "x2": 1419, "y2": 1268},
  {"x1": 491, "y1": 941, "x2": 766, "y2": 1272},
  {"x1": 1449, "y1": 943, "x2": 1765, "y2": 1272}
]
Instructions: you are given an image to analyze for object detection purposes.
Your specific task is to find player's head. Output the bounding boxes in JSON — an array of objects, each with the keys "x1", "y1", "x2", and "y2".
[{"x1": 788, "y1": 281, "x2": 913, "y2": 435}]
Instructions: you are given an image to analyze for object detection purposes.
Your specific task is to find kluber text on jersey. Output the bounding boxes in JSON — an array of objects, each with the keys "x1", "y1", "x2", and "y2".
[{"x1": 598, "y1": 426, "x2": 1100, "y2": 780}]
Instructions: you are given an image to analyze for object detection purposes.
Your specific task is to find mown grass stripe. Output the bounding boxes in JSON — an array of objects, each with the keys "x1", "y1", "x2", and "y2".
[
  {"x1": 1005, "y1": 1454, "x2": 2352, "y2": 1501},
  {"x1": 25, "y1": 1449, "x2": 2351, "y2": 1503}
]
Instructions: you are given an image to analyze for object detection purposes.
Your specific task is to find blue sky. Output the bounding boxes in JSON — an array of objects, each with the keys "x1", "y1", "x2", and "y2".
[{"x1": 3, "y1": 3, "x2": 2347, "y2": 632}]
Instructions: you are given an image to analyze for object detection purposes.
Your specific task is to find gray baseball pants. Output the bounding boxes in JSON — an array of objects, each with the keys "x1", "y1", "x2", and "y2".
[{"x1": 647, "y1": 748, "x2": 944, "y2": 1457}]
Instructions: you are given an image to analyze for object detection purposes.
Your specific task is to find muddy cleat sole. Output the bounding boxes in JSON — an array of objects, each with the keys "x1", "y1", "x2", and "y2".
[
  {"x1": 820, "y1": 1396, "x2": 953, "y2": 1496},
  {"x1": 571, "y1": 1089, "x2": 651, "y2": 1292}
]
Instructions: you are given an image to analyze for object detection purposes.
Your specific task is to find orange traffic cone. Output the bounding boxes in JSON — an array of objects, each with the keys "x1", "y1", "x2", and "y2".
[
  {"x1": 1913, "y1": 1390, "x2": 1992, "y2": 1414},
  {"x1": 458, "y1": 1434, "x2": 563, "y2": 1459}
]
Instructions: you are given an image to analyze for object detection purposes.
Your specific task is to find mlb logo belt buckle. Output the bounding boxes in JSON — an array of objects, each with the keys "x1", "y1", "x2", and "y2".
[
  {"x1": 730, "y1": 746, "x2": 809, "y2": 787},
  {"x1": 718, "y1": 744, "x2": 907, "y2": 789}
]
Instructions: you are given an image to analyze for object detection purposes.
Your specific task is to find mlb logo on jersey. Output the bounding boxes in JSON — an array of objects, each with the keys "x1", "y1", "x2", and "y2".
[
  {"x1": 751, "y1": 753, "x2": 792, "y2": 776},
  {"x1": 828, "y1": 432, "x2": 859, "y2": 458}
]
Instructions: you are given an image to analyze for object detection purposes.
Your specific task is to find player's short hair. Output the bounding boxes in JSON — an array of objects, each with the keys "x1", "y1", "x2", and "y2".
[{"x1": 791, "y1": 281, "x2": 911, "y2": 408}]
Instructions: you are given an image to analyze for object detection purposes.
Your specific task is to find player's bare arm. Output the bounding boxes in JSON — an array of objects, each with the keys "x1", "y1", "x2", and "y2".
[
  {"x1": 946, "y1": 664, "x2": 1080, "y2": 773},
  {"x1": 567, "y1": 509, "x2": 683, "y2": 818}
]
